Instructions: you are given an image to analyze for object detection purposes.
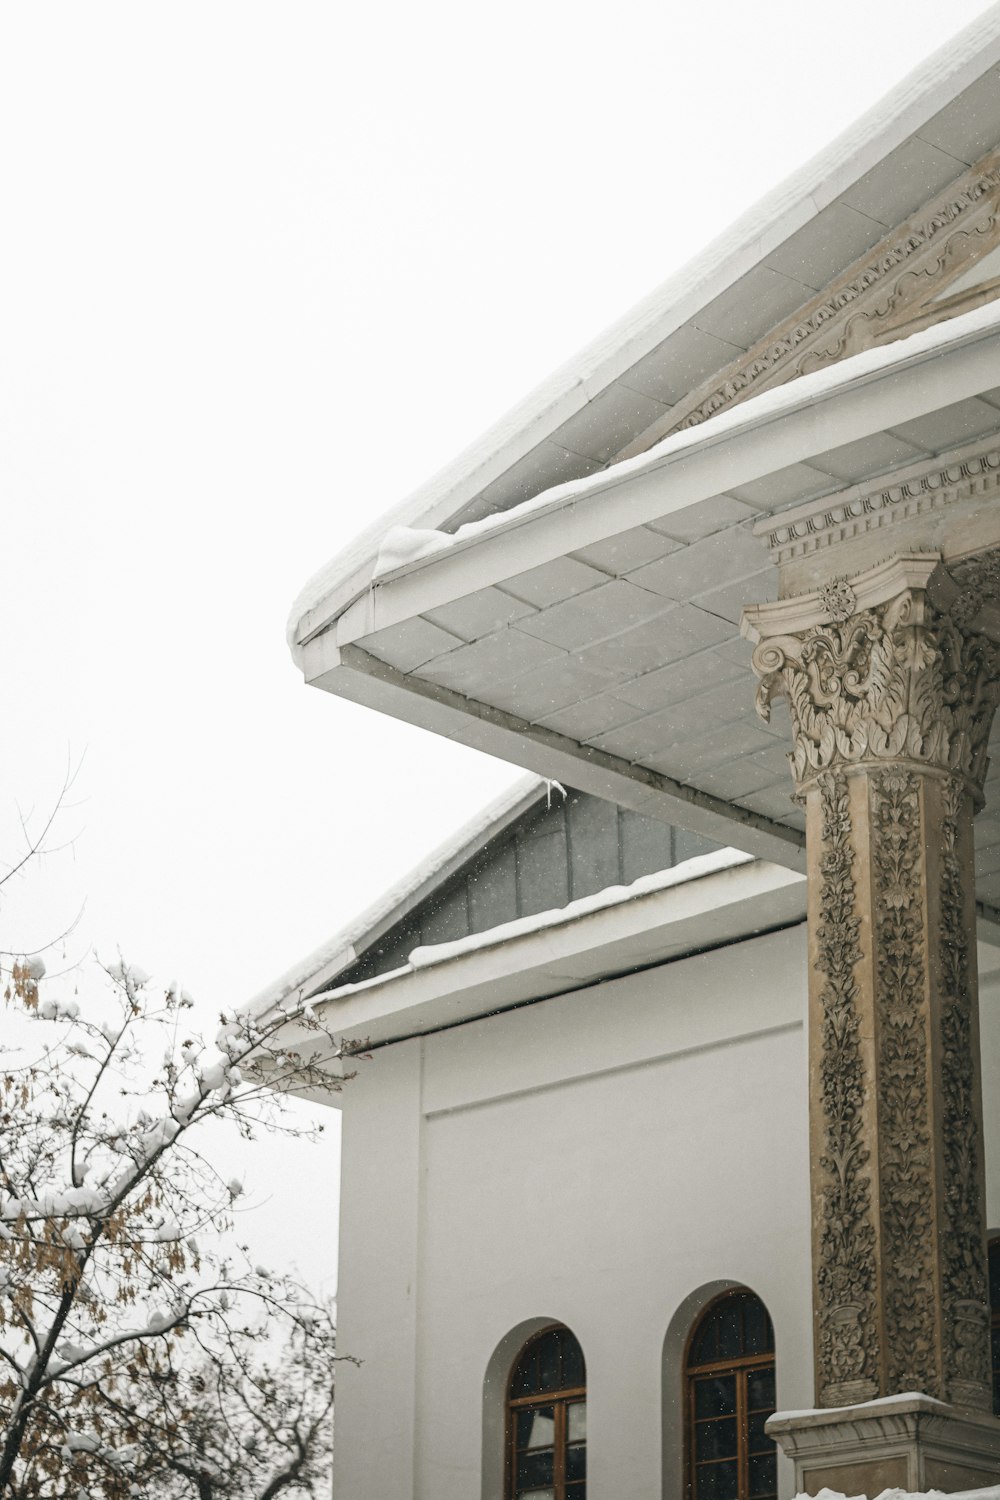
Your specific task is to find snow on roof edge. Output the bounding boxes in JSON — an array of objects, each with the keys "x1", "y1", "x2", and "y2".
[
  {"x1": 362, "y1": 295, "x2": 1000, "y2": 591},
  {"x1": 303, "y1": 847, "x2": 761, "y2": 1013},
  {"x1": 287, "y1": 4, "x2": 1000, "y2": 646},
  {"x1": 246, "y1": 772, "x2": 544, "y2": 1018},
  {"x1": 404, "y1": 847, "x2": 756, "y2": 971}
]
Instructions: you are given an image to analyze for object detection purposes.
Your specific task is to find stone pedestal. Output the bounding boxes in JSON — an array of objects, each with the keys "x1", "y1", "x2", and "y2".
[
  {"x1": 767, "y1": 1396, "x2": 1000, "y2": 1498},
  {"x1": 743, "y1": 552, "x2": 1000, "y2": 1492}
]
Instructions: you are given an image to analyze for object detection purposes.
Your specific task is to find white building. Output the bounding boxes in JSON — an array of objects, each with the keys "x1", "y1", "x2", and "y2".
[{"x1": 257, "y1": 10, "x2": 1000, "y2": 1498}]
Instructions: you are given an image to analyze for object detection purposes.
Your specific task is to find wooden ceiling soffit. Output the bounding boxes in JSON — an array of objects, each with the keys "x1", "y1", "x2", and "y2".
[{"x1": 623, "y1": 146, "x2": 1000, "y2": 459}]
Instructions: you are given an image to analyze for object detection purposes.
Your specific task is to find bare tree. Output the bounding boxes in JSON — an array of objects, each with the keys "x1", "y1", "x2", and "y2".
[
  {"x1": 0, "y1": 950, "x2": 349, "y2": 1499},
  {"x1": 96, "y1": 1291, "x2": 338, "y2": 1499}
]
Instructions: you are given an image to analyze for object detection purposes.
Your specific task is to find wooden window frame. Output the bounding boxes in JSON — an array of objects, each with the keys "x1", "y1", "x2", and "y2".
[
  {"x1": 684, "y1": 1289, "x2": 776, "y2": 1500},
  {"x1": 505, "y1": 1325, "x2": 586, "y2": 1500}
]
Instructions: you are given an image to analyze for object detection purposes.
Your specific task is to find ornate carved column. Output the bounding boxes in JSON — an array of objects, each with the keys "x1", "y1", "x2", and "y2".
[{"x1": 743, "y1": 552, "x2": 1000, "y2": 1495}]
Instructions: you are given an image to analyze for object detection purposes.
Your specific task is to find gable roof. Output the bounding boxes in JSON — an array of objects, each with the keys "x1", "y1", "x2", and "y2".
[
  {"x1": 249, "y1": 776, "x2": 722, "y2": 1018},
  {"x1": 290, "y1": 4, "x2": 1000, "y2": 649},
  {"x1": 277, "y1": 11, "x2": 1000, "y2": 954}
]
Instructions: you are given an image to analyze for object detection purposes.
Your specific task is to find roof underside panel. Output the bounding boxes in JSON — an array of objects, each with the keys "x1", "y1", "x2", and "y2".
[
  {"x1": 321, "y1": 350, "x2": 1000, "y2": 897},
  {"x1": 288, "y1": 12, "x2": 1000, "y2": 920}
]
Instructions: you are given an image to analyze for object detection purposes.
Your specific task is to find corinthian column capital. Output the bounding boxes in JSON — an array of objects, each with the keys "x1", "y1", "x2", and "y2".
[
  {"x1": 740, "y1": 549, "x2": 1000, "y2": 1462},
  {"x1": 742, "y1": 552, "x2": 1000, "y2": 803}
]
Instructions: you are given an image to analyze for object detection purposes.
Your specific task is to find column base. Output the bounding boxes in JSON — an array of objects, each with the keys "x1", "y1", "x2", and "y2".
[{"x1": 767, "y1": 1395, "x2": 1000, "y2": 1496}]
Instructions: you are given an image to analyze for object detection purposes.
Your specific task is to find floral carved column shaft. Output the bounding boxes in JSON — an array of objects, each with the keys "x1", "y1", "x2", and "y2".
[{"x1": 743, "y1": 553, "x2": 1000, "y2": 1411}]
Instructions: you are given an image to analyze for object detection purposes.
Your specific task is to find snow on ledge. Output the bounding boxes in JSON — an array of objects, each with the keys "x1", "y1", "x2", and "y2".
[
  {"x1": 793, "y1": 1488, "x2": 1000, "y2": 1500},
  {"x1": 774, "y1": 1393, "x2": 952, "y2": 1423},
  {"x1": 304, "y1": 847, "x2": 758, "y2": 1010},
  {"x1": 406, "y1": 846, "x2": 753, "y2": 969},
  {"x1": 360, "y1": 296, "x2": 1000, "y2": 591}
]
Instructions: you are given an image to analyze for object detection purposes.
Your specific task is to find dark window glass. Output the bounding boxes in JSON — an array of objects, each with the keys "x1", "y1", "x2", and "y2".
[
  {"x1": 517, "y1": 1451, "x2": 554, "y2": 1488},
  {"x1": 537, "y1": 1331, "x2": 561, "y2": 1393},
  {"x1": 699, "y1": 1459, "x2": 740, "y2": 1500},
  {"x1": 747, "y1": 1369, "x2": 775, "y2": 1412},
  {"x1": 748, "y1": 1452, "x2": 777, "y2": 1499},
  {"x1": 511, "y1": 1345, "x2": 537, "y2": 1399},
  {"x1": 718, "y1": 1301, "x2": 742, "y2": 1360},
  {"x1": 687, "y1": 1291, "x2": 776, "y2": 1500},
  {"x1": 744, "y1": 1297, "x2": 769, "y2": 1355},
  {"x1": 747, "y1": 1413, "x2": 772, "y2": 1453},
  {"x1": 507, "y1": 1327, "x2": 586, "y2": 1500},
  {"x1": 696, "y1": 1375, "x2": 736, "y2": 1419},
  {"x1": 562, "y1": 1335, "x2": 585, "y2": 1390},
  {"x1": 692, "y1": 1320, "x2": 718, "y2": 1365},
  {"x1": 696, "y1": 1418, "x2": 738, "y2": 1462}
]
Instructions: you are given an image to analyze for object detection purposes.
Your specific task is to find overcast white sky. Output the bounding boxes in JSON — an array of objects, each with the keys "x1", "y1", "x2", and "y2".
[{"x1": 0, "y1": 0, "x2": 992, "y2": 1291}]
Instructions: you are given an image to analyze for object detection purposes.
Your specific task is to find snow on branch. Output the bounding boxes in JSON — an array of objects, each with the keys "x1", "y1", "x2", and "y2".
[{"x1": 0, "y1": 952, "x2": 351, "y2": 1498}]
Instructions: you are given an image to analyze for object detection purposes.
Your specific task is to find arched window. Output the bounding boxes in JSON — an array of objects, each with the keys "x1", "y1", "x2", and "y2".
[
  {"x1": 990, "y1": 1238, "x2": 1000, "y2": 1417},
  {"x1": 506, "y1": 1325, "x2": 586, "y2": 1500},
  {"x1": 685, "y1": 1289, "x2": 777, "y2": 1500}
]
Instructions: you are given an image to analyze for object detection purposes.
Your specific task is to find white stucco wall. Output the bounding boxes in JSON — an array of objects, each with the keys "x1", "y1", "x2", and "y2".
[
  {"x1": 331, "y1": 927, "x2": 1000, "y2": 1500},
  {"x1": 333, "y1": 924, "x2": 810, "y2": 1499}
]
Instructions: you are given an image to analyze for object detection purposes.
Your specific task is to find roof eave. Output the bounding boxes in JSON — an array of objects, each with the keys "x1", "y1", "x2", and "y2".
[
  {"x1": 291, "y1": 856, "x2": 810, "y2": 1053},
  {"x1": 288, "y1": 5, "x2": 1000, "y2": 642},
  {"x1": 308, "y1": 299, "x2": 1000, "y2": 652}
]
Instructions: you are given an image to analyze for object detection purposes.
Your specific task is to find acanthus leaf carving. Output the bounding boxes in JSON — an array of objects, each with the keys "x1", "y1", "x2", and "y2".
[
  {"x1": 749, "y1": 558, "x2": 1000, "y2": 1410},
  {"x1": 751, "y1": 586, "x2": 1000, "y2": 797}
]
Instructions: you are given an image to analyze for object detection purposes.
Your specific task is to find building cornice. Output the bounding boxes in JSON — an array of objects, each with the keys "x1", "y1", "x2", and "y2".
[
  {"x1": 754, "y1": 436, "x2": 1000, "y2": 566},
  {"x1": 628, "y1": 147, "x2": 1000, "y2": 456}
]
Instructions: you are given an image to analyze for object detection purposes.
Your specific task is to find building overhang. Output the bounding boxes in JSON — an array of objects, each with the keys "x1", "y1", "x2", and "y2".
[
  {"x1": 291, "y1": 305, "x2": 1000, "y2": 894},
  {"x1": 258, "y1": 845, "x2": 1000, "y2": 1100},
  {"x1": 288, "y1": 8, "x2": 1000, "y2": 632},
  {"x1": 261, "y1": 854, "x2": 808, "y2": 1076}
]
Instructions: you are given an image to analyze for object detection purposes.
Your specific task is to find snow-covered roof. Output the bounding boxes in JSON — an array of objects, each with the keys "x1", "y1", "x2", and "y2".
[
  {"x1": 277, "y1": 9, "x2": 1000, "y2": 988},
  {"x1": 250, "y1": 765, "x2": 732, "y2": 1023},
  {"x1": 332, "y1": 297, "x2": 1000, "y2": 608},
  {"x1": 263, "y1": 852, "x2": 809, "y2": 1059},
  {"x1": 247, "y1": 772, "x2": 542, "y2": 1017},
  {"x1": 289, "y1": 3, "x2": 1000, "y2": 647},
  {"x1": 292, "y1": 295, "x2": 1000, "y2": 883}
]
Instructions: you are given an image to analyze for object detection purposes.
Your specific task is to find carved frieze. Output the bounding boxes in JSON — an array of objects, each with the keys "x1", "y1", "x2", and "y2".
[
  {"x1": 870, "y1": 769, "x2": 937, "y2": 1395},
  {"x1": 750, "y1": 578, "x2": 1000, "y2": 797},
  {"x1": 625, "y1": 148, "x2": 1000, "y2": 456},
  {"x1": 814, "y1": 771, "x2": 878, "y2": 1406},
  {"x1": 759, "y1": 441, "x2": 1000, "y2": 568},
  {"x1": 938, "y1": 776, "x2": 992, "y2": 1409},
  {"x1": 948, "y1": 549, "x2": 1000, "y2": 632},
  {"x1": 746, "y1": 551, "x2": 1000, "y2": 1410}
]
